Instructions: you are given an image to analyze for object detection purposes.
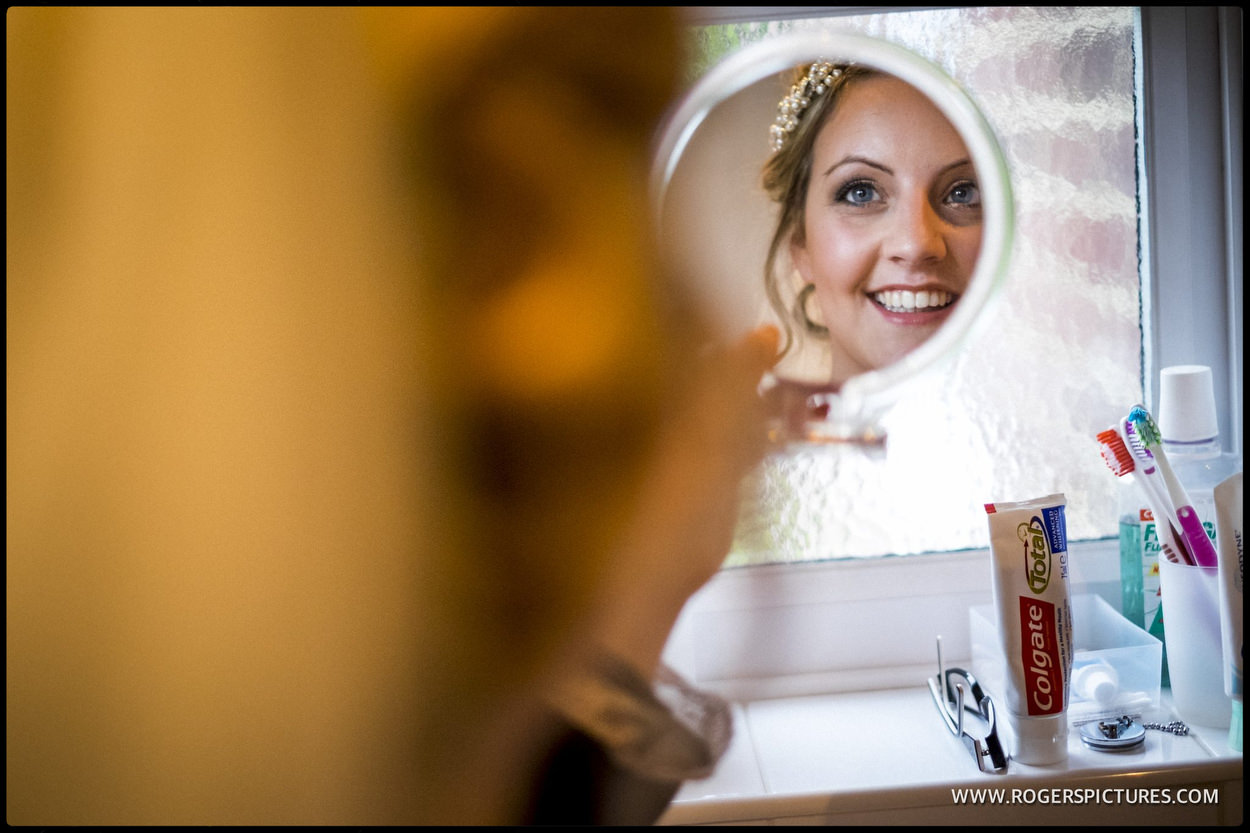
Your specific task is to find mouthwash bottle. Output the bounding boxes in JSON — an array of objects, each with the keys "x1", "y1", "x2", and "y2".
[{"x1": 1117, "y1": 476, "x2": 1167, "y2": 681}]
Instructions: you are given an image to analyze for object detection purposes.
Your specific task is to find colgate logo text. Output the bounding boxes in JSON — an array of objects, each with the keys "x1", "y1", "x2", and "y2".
[{"x1": 1019, "y1": 597, "x2": 1063, "y2": 715}]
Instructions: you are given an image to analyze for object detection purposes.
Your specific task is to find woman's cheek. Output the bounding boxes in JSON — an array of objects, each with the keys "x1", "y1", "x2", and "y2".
[
  {"x1": 815, "y1": 227, "x2": 876, "y2": 294},
  {"x1": 953, "y1": 226, "x2": 984, "y2": 290}
]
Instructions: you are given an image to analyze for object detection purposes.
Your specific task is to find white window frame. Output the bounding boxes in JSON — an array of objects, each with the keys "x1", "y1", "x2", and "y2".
[
  {"x1": 664, "y1": 6, "x2": 1243, "y2": 696},
  {"x1": 1138, "y1": 5, "x2": 1242, "y2": 459}
]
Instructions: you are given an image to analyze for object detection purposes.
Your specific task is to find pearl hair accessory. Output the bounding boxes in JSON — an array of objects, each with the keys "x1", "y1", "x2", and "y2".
[{"x1": 769, "y1": 60, "x2": 842, "y2": 153}]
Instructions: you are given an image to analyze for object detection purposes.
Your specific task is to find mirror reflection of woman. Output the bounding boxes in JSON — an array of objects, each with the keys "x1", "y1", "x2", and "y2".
[{"x1": 763, "y1": 63, "x2": 983, "y2": 390}]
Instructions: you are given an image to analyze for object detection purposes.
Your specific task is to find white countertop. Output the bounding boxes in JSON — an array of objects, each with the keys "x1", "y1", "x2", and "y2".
[{"x1": 659, "y1": 687, "x2": 1243, "y2": 825}]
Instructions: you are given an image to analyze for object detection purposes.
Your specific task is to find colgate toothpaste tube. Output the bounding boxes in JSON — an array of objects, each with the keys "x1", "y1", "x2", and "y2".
[{"x1": 985, "y1": 493, "x2": 1074, "y2": 765}]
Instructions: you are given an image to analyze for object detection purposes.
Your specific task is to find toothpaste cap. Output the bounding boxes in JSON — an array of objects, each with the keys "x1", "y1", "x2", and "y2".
[
  {"x1": 1009, "y1": 712, "x2": 1068, "y2": 765},
  {"x1": 1072, "y1": 663, "x2": 1119, "y2": 706}
]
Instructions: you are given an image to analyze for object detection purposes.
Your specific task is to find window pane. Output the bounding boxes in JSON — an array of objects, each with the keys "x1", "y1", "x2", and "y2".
[{"x1": 685, "y1": 7, "x2": 1144, "y2": 564}]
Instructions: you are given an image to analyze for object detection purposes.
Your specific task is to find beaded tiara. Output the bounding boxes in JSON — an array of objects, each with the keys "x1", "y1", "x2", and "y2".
[{"x1": 768, "y1": 60, "x2": 842, "y2": 153}]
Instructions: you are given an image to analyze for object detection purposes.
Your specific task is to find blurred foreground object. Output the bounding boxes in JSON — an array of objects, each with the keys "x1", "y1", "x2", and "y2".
[{"x1": 8, "y1": 6, "x2": 700, "y2": 824}]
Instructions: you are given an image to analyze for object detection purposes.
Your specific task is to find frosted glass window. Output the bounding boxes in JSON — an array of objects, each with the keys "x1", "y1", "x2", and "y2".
[{"x1": 683, "y1": 7, "x2": 1144, "y2": 565}]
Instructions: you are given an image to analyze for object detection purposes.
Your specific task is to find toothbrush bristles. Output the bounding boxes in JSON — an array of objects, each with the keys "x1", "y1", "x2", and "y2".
[
  {"x1": 1096, "y1": 428, "x2": 1135, "y2": 476},
  {"x1": 1128, "y1": 405, "x2": 1162, "y2": 446}
]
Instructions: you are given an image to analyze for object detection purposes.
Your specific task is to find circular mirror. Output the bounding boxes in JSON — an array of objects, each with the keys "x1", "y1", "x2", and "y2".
[{"x1": 652, "y1": 32, "x2": 1013, "y2": 445}]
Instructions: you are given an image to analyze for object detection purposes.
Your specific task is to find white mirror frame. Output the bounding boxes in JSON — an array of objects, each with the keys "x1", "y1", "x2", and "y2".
[{"x1": 651, "y1": 31, "x2": 1015, "y2": 440}]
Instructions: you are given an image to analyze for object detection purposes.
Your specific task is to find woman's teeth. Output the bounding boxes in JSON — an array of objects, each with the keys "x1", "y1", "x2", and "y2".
[{"x1": 871, "y1": 289, "x2": 953, "y2": 313}]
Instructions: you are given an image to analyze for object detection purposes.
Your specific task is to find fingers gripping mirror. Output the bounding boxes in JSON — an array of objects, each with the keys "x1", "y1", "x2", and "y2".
[{"x1": 652, "y1": 33, "x2": 1014, "y2": 446}]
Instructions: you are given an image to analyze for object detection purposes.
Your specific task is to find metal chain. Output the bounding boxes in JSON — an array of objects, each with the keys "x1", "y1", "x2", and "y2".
[{"x1": 1134, "y1": 717, "x2": 1190, "y2": 736}]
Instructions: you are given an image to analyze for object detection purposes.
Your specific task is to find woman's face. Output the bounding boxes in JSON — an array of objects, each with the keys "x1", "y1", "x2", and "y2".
[{"x1": 790, "y1": 73, "x2": 982, "y2": 384}]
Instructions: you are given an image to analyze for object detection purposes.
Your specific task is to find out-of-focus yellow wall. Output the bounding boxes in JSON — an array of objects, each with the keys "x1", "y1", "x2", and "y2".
[{"x1": 8, "y1": 7, "x2": 442, "y2": 824}]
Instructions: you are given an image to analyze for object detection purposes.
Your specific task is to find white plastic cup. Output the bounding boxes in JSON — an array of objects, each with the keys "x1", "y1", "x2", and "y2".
[{"x1": 1158, "y1": 556, "x2": 1231, "y2": 727}]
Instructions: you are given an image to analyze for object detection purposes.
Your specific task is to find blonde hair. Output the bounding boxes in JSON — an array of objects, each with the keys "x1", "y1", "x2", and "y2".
[{"x1": 760, "y1": 63, "x2": 877, "y2": 356}]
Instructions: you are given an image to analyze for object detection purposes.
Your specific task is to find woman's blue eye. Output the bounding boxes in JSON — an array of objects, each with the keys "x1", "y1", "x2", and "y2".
[
  {"x1": 838, "y1": 180, "x2": 879, "y2": 205},
  {"x1": 947, "y1": 181, "x2": 981, "y2": 207}
]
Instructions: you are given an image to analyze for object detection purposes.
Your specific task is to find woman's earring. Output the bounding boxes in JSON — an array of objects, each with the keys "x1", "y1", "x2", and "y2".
[{"x1": 796, "y1": 282, "x2": 830, "y2": 337}]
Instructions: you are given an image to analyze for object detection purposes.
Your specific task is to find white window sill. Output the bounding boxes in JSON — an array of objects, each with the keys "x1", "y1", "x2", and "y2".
[
  {"x1": 658, "y1": 541, "x2": 1243, "y2": 824},
  {"x1": 658, "y1": 687, "x2": 1243, "y2": 825}
]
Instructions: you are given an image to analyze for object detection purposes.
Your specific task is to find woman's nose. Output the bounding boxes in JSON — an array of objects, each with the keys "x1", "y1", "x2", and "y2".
[{"x1": 886, "y1": 195, "x2": 947, "y2": 266}]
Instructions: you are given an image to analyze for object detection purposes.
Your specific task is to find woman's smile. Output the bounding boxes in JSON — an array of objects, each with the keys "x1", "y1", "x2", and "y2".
[{"x1": 869, "y1": 287, "x2": 958, "y2": 315}]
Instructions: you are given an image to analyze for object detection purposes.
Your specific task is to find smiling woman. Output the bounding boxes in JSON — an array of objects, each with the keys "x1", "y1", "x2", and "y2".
[{"x1": 764, "y1": 64, "x2": 984, "y2": 390}]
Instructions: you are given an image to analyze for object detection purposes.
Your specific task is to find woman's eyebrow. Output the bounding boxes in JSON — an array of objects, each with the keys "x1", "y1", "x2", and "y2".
[
  {"x1": 823, "y1": 156, "x2": 975, "y2": 179},
  {"x1": 823, "y1": 155, "x2": 892, "y2": 178},
  {"x1": 938, "y1": 158, "x2": 974, "y2": 176}
]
